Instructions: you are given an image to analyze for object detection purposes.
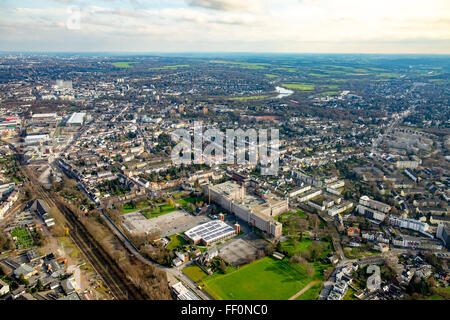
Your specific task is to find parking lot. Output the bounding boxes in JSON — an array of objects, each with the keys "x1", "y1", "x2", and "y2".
[
  {"x1": 122, "y1": 210, "x2": 212, "y2": 237},
  {"x1": 218, "y1": 233, "x2": 268, "y2": 267}
]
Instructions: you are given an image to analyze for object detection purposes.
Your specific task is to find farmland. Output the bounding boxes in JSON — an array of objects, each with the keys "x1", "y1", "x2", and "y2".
[{"x1": 111, "y1": 61, "x2": 138, "y2": 68}]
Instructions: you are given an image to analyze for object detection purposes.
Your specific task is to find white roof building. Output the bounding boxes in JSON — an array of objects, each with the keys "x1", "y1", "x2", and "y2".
[
  {"x1": 185, "y1": 220, "x2": 236, "y2": 245},
  {"x1": 67, "y1": 112, "x2": 86, "y2": 126}
]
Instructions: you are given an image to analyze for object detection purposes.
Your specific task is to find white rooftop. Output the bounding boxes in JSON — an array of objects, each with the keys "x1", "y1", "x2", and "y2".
[{"x1": 67, "y1": 112, "x2": 86, "y2": 124}]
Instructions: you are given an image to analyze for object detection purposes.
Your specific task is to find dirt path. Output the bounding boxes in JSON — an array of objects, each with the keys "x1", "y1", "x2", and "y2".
[{"x1": 288, "y1": 280, "x2": 320, "y2": 300}]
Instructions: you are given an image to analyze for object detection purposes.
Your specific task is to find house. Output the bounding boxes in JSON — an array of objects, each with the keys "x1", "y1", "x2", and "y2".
[
  {"x1": 374, "y1": 242, "x2": 389, "y2": 253},
  {"x1": 61, "y1": 278, "x2": 76, "y2": 295},
  {"x1": 415, "y1": 265, "x2": 432, "y2": 279},
  {"x1": 347, "y1": 227, "x2": 360, "y2": 237},
  {"x1": 26, "y1": 199, "x2": 54, "y2": 227},
  {"x1": 13, "y1": 264, "x2": 37, "y2": 279},
  {"x1": 0, "y1": 279, "x2": 9, "y2": 296}
]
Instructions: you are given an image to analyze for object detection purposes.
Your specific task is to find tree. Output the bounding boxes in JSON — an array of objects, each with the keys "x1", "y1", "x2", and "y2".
[
  {"x1": 305, "y1": 263, "x2": 315, "y2": 277},
  {"x1": 290, "y1": 253, "x2": 306, "y2": 265},
  {"x1": 36, "y1": 279, "x2": 43, "y2": 291},
  {"x1": 219, "y1": 260, "x2": 228, "y2": 274},
  {"x1": 323, "y1": 266, "x2": 334, "y2": 281},
  {"x1": 0, "y1": 231, "x2": 14, "y2": 251},
  {"x1": 293, "y1": 216, "x2": 308, "y2": 241},
  {"x1": 309, "y1": 215, "x2": 320, "y2": 233},
  {"x1": 19, "y1": 274, "x2": 29, "y2": 286},
  {"x1": 309, "y1": 242, "x2": 323, "y2": 261},
  {"x1": 264, "y1": 242, "x2": 276, "y2": 256}
]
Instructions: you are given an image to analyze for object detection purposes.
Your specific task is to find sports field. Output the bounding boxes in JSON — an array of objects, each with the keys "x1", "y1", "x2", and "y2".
[{"x1": 201, "y1": 257, "x2": 314, "y2": 300}]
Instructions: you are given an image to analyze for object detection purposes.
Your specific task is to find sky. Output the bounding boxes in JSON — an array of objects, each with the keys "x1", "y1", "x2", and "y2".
[{"x1": 1, "y1": 0, "x2": 449, "y2": 53}]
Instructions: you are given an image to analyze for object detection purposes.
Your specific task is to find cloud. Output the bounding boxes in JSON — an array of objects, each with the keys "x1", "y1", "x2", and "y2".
[
  {"x1": 186, "y1": 0, "x2": 264, "y2": 12},
  {"x1": 0, "y1": 0, "x2": 449, "y2": 53}
]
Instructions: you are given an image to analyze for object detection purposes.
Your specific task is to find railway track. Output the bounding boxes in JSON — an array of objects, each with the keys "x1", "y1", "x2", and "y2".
[{"x1": 15, "y1": 157, "x2": 143, "y2": 300}]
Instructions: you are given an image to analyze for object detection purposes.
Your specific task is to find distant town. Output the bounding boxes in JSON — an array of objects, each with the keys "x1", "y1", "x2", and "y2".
[{"x1": 0, "y1": 53, "x2": 449, "y2": 301}]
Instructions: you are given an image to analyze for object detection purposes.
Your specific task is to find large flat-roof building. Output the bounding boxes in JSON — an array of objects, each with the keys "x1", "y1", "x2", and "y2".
[
  {"x1": 67, "y1": 112, "x2": 86, "y2": 126},
  {"x1": 24, "y1": 134, "x2": 49, "y2": 145},
  {"x1": 185, "y1": 220, "x2": 236, "y2": 245},
  {"x1": 204, "y1": 181, "x2": 287, "y2": 238}
]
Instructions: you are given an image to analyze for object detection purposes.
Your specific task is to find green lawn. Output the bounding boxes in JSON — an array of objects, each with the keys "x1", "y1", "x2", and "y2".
[
  {"x1": 175, "y1": 197, "x2": 202, "y2": 206},
  {"x1": 111, "y1": 61, "x2": 138, "y2": 68},
  {"x1": 343, "y1": 287, "x2": 358, "y2": 300},
  {"x1": 428, "y1": 294, "x2": 444, "y2": 300},
  {"x1": 282, "y1": 83, "x2": 315, "y2": 90},
  {"x1": 167, "y1": 234, "x2": 188, "y2": 250},
  {"x1": 295, "y1": 282, "x2": 322, "y2": 300},
  {"x1": 279, "y1": 238, "x2": 312, "y2": 256},
  {"x1": 140, "y1": 201, "x2": 178, "y2": 219},
  {"x1": 183, "y1": 265, "x2": 208, "y2": 282},
  {"x1": 11, "y1": 228, "x2": 34, "y2": 249},
  {"x1": 265, "y1": 74, "x2": 280, "y2": 78},
  {"x1": 297, "y1": 209, "x2": 307, "y2": 218},
  {"x1": 119, "y1": 200, "x2": 151, "y2": 213},
  {"x1": 201, "y1": 257, "x2": 316, "y2": 300}
]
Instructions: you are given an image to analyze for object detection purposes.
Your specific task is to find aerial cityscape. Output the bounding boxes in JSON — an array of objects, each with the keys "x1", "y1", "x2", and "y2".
[{"x1": 0, "y1": 0, "x2": 449, "y2": 307}]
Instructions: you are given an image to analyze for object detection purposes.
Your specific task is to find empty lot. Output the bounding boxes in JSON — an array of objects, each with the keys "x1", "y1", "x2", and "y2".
[{"x1": 122, "y1": 210, "x2": 211, "y2": 237}]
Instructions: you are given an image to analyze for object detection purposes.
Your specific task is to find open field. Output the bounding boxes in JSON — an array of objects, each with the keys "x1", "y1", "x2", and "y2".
[
  {"x1": 183, "y1": 264, "x2": 208, "y2": 283},
  {"x1": 111, "y1": 61, "x2": 138, "y2": 68},
  {"x1": 201, "y1": 257, "x2": 316, "y2": 300},
  {"x1": 122, "y1": 210, "x2": 211, "y2": 237},
  {"x1": 282, "y1": 83, "x2": 315, "y2": 90}
]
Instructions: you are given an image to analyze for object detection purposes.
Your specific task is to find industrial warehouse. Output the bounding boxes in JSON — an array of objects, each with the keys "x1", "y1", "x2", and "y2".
[{"x1": 185, "y1": 220, "x2": 238, "y2": 245}]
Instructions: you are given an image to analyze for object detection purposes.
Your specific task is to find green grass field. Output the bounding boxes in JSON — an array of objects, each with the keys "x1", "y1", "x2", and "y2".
[
  {"x1": 295, "y1": 282, "x2": 322, "y2": 300},
  {"x1": 166, "y1": 234, "x2": 188, "y2": 250},
  {"x1": 183, "y1": 265, "x2": 208, "y2": 282},
  {"x1": 201, "y1": 257, "x2": 315, "y2": 300},
  {"x1": 265, "y1": 74, "x2": 280, "y2": 78},
  {"x1": 111, "y1": 61, "x2": 138, "y2": 68},
  {"x1": 282, "y1": 83, "x2": 315, "y2": 90},
  {"x1": 141, "y1": 205, "x2": 176, "y2": 219},
  {"x1": 11, "y1": 228, "x2": 34, "y2": 249}
]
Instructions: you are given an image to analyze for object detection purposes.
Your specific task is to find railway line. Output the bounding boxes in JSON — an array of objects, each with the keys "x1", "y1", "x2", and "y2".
[{"x1": 9, "y1": 144, "x2": 143, "y2": 300}]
